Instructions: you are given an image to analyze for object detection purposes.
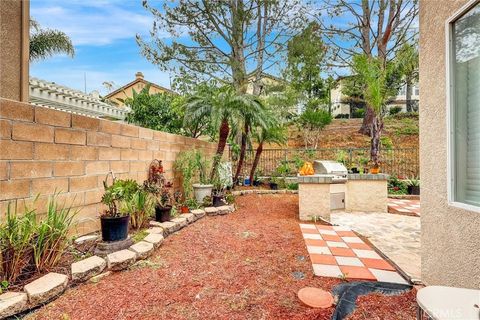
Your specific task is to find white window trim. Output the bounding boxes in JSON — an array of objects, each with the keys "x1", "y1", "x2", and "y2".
[{"x1": 446, "y1": 0, "x2": 480, "y2": 213}]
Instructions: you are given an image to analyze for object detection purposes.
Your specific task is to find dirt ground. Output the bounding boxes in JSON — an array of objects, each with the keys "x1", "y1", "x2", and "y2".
[{"x1": 28, "y1": 194, "x2": 416, "y2": 320}]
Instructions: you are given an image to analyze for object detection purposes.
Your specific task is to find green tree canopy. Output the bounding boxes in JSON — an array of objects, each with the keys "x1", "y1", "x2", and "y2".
[{"x1": 124, "y1": 85, "x2": 183, "y2": 134}]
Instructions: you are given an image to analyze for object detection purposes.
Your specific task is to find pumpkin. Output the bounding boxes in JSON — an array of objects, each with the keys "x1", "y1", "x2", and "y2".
[{"x1": 299, "y1": 162, "x2": 315, "y2": 176}]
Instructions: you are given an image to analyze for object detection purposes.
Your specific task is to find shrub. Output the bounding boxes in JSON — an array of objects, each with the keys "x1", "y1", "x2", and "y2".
[
  {"x1": 287, "y1": 182, "x2": 299, "y2": 190},
  {"x1": 388, "y1": 176, "x2": 408, "y2": 195},
  {"x1": 0, "y1": 202, "x2": 36, "y2": 283},
  {"x1": 33, "y1": 194, "x2": 78, "y2": 272},
  {"x1": 121, "y1": 190, "x2": 155, "y2": 230},
  {"x1": 0, "y1": 194, "x2": 77, "y2": 282},
  {"x1": 351, "y1": 108, "x2": 365, "y2": 118},
  {"x1": 388, "y1": 106, "x2": 402, "y2": 116}
]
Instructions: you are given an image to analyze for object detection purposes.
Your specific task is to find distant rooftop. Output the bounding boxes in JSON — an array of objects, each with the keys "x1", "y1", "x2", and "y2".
[{"x1": 29, "y1": 77, "x2": 130, "y2": 120}]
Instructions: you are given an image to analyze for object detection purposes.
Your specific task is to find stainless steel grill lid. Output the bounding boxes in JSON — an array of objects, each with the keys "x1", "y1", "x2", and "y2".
[{"x1": 313, "y1": 160, "x2": 348, "y2": 175}]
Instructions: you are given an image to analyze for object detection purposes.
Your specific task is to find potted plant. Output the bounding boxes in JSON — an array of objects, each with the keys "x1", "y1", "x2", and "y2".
[
  {"x1": 101, "y1": 174, "x2": 139, "y2": 242},
  {"x1": 253, "y1": 170, "x2": 262, "y2": 187},
  {"x1": 121, "y1": 189, "x2": 155, "y2": 230},
  {"x1": 175, "y1": 150, "x2": 213, "y2": 203},
  {"x1": 144, "y1": 159, "x2": 174, "y2": 222},
  {"x1": 269, "y1": 174, "x2": 279, "y2": 190},
  {"x1": 174, "y1": 190, "x2": 189, "y2": 213},
  {"x1": 406, "y1": 177, "x2": 420, "y2": 195},
  {"x1": 211, "y1": 161, "x2": 233, "y2": 207}
]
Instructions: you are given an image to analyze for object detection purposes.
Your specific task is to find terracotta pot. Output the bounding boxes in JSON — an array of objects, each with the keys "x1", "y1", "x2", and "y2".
[
  {"x1": 180, "y1": 205, "x2": 190, "y2": 213},
  {"x1": 370, "y1": 167, "x2": 380, "y2": 174}
]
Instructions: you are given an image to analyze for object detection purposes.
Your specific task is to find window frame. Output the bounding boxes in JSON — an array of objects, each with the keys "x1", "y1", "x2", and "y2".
[{"x1": 446, "y1": 0, "x2": 480, "y2": 212}]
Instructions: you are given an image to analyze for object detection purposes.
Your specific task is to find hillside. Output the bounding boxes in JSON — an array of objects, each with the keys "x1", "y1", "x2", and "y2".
[{"x1": 285, "y1": 114, "x2": 419, "y2": 150}]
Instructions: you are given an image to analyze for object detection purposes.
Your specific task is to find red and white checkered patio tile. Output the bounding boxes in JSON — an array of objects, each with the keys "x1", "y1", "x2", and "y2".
[
  {"x1": 300, "y1": 223, "x2": 408, "y2": 284},
  {"x1": 388, "y1": 198, "x2": 420, "y2": 216}
]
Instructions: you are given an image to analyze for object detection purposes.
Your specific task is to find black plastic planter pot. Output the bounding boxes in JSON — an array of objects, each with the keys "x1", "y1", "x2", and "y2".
[
  {"x1": 253, "y1": 180, "x2": 261, "y2": 187},
  {"x1": 269, "y1": 182, "x2": 278, "y2": 190},
  {"x1": 213, "y1": 195, "x2": 224, "y2": 207},
  {"x1": 408, "y1": 186, "x2": 420, "y2": 195},
  {"x1": 155, "y1": 205, "x2": 172, "y2": 222},
  {"x1": 100, "y1": 215, "x2": 130, "y2": 242}
]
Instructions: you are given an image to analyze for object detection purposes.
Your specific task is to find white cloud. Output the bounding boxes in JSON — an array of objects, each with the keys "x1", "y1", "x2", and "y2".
[{"x1": 31, "y1": 0, "x2": 166, "y2": 46}]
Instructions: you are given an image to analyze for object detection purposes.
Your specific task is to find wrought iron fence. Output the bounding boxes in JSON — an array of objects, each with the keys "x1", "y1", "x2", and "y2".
[{"x1": 229, "y1": 147, "x2": 419, "y2": 178}]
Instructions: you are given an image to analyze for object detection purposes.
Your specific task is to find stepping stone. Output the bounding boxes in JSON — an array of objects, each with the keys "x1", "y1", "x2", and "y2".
[
  {"x1": 71, "y1": 255, "x2": 106, "y2": 281},
  {"x1": 144, "y1": 233, "x2": 164, "y2": 248},
  {"x1": 24, "y1": 272, "x2": 68, "y2": 306},
  {"x1": 74, "y1": 234, "x2": 98, "y2": 245},
  {"x1": 180, "y1": 213, "x2": 195, "y2": 223},
  {"x1": 157, "y1": 221, "x2": 177, "y2": 235},
  {"x1": 297, "y1": 287, "x2": 334, "y2": 308},
  {"x1": 171, "y1": 217, "x2": 188, "y2": 229},
  {"x1": 191, "y1": 209, "x2": 206, "y2": 219},
  {"x1": 106, "y1": 249, "x2": 136, "y2": 271},
  {"x1": 146, "y1": 227, "x2": 163, "y2": 235},
  {"x1": 205, "y1": 207, "x2": 219, "y2": 216},
  {"x1": 0, "y1": 292, "x2": 28, "y2": 318},
  {"x1": 149, "y1": 220, "x2": 163, "y2": 227},
  {"x1": 129, "y1": 241, "x2": 154, "y2": 260}
]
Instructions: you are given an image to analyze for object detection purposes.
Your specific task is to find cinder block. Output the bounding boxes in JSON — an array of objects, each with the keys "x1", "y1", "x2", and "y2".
[
  {"x1": 13, "y1": 122, "x2": 54, "y2": 143},
  {"x1": 55, "y1": 128, "x2": 86, "y2": 145}
]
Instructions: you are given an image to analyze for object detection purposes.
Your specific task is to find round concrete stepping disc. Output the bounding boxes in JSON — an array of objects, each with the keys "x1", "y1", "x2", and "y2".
[{"x1": 298, "y1": 287, "x2": 334, "y2": 308}]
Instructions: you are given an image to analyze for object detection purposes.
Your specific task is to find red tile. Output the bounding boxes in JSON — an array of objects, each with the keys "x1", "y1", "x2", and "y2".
[
  {"x1": 347, "y1": 242, "x2": 372, "y2": 250},
  {"x1": 302, "y1": 228, "x2": 320, "y2": 234},
  {"x1": 330, "y1": 247, "x2": 356, "y2": 257},
  {"x1": 321, "y1": 234, "x2": 342, "y2": 241},
  {"x1": 310, "y1": 254, "x2": 337, "y2": 265},
  {"x1": 305, "y1": 239, "x2": 327, "y2": 246},
  {"x1": 336, "y1": 231, "x2": 357, "y2": 237},
  {"x1": 360, "y1": 258, "x2": 396, "y2": 271},
  {"x1": 339, "y1": 266, "x2": 376, "y2": 281}
]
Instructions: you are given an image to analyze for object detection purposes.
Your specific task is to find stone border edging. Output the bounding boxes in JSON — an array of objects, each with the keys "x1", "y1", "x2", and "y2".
[
  {"x1": 231, "y1": 189, "x2": 298, "y2": 196},
  {"x1": 0, "y1": 206, "x2": 236, "y2": 318}
]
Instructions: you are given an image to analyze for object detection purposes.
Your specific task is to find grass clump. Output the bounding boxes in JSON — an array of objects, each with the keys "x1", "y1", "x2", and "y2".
[{"x1": 0, "y1": 193, "x2": 77, "y2": 283}]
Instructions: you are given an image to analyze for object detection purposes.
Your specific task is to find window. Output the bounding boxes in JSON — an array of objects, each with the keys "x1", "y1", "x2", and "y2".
[{"x1": 450, "y1": 1, "x2": 480, "y2": 208}]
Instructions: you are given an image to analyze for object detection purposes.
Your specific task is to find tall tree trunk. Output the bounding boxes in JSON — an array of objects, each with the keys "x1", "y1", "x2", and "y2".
[
  {"x1": 359, "y1": 107, "x2": 374, "y2": 135},
  {"x1": 405, "y1": 78, "x2": 412, "y2": 112},
  {"x1": 370, "y1": 115, "x2": 384, "y2": 166},
  {"x1": 234, "y1": 122, "x2": 249, "y2": 185},
  {"x1": 210, "y1": 118, "x2": 230, "y2": 180},
  {"x1": 249, "y1": 141, "x2": 263, "y2": 185}
]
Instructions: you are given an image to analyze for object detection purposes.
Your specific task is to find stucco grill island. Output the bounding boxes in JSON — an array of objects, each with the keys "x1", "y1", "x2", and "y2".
[{"x1": 298, "y1": 160, "x2": 389, "y2": 222}]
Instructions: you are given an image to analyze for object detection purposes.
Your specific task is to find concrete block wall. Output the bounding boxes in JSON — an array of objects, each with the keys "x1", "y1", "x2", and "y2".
[{"x1": 0, "y1": 98, "x2": 216, "y2": 234}]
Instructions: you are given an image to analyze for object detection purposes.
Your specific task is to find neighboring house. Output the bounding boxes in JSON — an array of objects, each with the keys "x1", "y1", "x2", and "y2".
[
  {"x1": 420, "y1": 0, "x2": 480, "y2": 289},
  {"x1": 330, "y1": 76, "x2": 420, "y2": 117},
  {"x1": 29, "y1": 77, "x2": 130, "y2": 120},
  {"x1": 105, "y1": 72, "x2": 176, "y2": 106}
]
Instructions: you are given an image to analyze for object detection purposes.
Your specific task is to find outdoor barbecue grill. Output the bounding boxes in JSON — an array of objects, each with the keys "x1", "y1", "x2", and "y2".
[{"x1": 313, "y1": 160, "x2": 348, "y2": 183}]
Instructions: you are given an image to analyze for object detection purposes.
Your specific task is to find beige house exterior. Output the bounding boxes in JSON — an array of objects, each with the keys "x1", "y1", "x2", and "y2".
[
  {"x1": 420, "y1": 0, "x2": 480, "y2": 289},
  {"x1": 331, "y1": 77, "x2": 419, "y2": 117},
  {"x1": 104, "y1": 72, "x2": 176, "y2": 106}
]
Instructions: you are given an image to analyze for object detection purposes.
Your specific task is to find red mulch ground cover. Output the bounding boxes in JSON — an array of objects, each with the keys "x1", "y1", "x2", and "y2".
[{"x1": 28, "y1": 194, "x2": 416, "y2": 320}]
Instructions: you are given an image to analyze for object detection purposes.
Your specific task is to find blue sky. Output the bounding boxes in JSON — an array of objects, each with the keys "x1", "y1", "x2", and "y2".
[{"x1": 30, "y1": 0, "x2": 172, "y2": 95}]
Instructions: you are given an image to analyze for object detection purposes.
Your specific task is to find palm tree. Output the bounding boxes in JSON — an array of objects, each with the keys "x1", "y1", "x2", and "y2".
[
  {"x1": 232, "y1": 96, "x2": 270, "y2": 186},
  {"x1": 249, "y1": 124, "x2": 288, "y2": 184},
  {"x1": 352, "y1": 55, "x2": 396, "y2": 168},
  {"x1": 30, "y1": 19, "x2": 75, "y2": 62},
  {"x1": 185, "y1": 85, "x2": 266, "y2": 180}
]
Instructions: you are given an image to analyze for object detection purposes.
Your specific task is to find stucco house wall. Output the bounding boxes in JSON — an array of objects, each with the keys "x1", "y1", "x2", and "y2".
[{"x1": 419, "y1": 0, "x2": 480, "y2": 288}]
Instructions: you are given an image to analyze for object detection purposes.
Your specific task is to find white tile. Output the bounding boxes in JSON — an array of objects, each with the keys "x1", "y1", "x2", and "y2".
[
  {"x1": 318, "y1": 229, "x2": 337, "y2": 235},
  {"x1": 369, "y1": 269, "x2": 408, "y2": 284},
  {"x1": 342, "y1": 236, "x2": 364, "y2": 244},
  {"x1": 307, "y1": 246, "x2": 331, "y2": 255},
  {"x1": 312, "y1": 264, "x2": 342, "y2": 278},
  {"x1": 299, "y1": 223, "x2": 317, "y2": 229},
  {"x1": 326, "y1": 241, "x2": 348, "y2": 248},
  {"x1": 303, "y1": 233, "x2": 322, "y2": 240},
  {"x1": 353, "y1": 249, "x2": 381, "y2": 259},
  {"x1": 332, "y1": 225, "x2": 351, "y2": 231},
  {"x1": 335, "y1": 256, "x2": 364, "y2": 267}
]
